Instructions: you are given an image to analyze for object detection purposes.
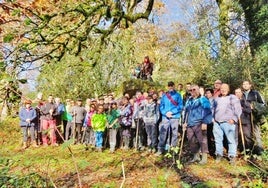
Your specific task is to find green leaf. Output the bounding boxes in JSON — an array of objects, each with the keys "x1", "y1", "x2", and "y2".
[
  {"x1": 3, "y1": 34, "x2": 14, "y2": 43},
  {"x1": 61, "y1": 138, "x2": 74, "y2": 149},
  {"x1": 24, "y1": 18, "x2": 32, "y2": 26}
]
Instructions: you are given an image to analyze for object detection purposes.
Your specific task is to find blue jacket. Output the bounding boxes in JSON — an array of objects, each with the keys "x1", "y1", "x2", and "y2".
[
  {"x1": 19, "y1": 107, "x2": 37, "y2": 127},
  {"x1": 160, "y1": 90, "x2": 183, "y2": 119},
  {"x1": 185, "y1": 96, "x2": 212, "y2": 126}
]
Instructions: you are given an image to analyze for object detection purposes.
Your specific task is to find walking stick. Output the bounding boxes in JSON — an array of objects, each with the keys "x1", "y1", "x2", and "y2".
[
  {"x1": 178, "y1": 126, "x2": 186, "y2": 161},
  {"x1": 81, "y1": 126, "x2": 86, "y2": 144},
  {"x1": 179, "y1": 111, "x2": 188, "y2": 161},
  {"x1": 239, "y1": 118, "x2": 246, "y2": 158},
  {"x1": 135, "y1": 119, "x2": 140, "y2": 150},
  {"x1": 72, "y1": 110, "x2": 76, "y2": 144}
]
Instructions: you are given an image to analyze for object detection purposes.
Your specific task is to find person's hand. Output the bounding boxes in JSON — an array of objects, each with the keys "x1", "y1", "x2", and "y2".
[
  {"x1": 201, "y1": 123, "x2": 207, "y2": 130},
  {"x1": 166, "y1": 111, "x2": 172, "y2": 118},
  {"x1": 182, "y1": 123, "x2": 187, "y2": 131},
  {"x1": 49, "y1": 109, "x2": 54, "y2": 115},
  {"x1": 26, "y1": 119, "x2": 31, "y2": 123},
  {"x1": 228, "y1": 119, "x2": 234, "y2": 124}
]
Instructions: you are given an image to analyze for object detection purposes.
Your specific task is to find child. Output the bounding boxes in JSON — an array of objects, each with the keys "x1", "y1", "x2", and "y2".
[
  {"x1": 83, "y1": 104, "x2": 96, "y2": 149},
  {"x1": 19, "y1": 100, "x2": 37, "y2": 149},
  {"x1": 91, "y1": 105, "x2": 107, "y2": 152},
  {"x1": 107, "y1": 101, "x2": 120, "y2": 153},
  {"x1": 143, "y1": 95, "x2": 159, "y2": 153},
  {"x1": 119, "y1": 97, "x2": 133, "y2": 150}
]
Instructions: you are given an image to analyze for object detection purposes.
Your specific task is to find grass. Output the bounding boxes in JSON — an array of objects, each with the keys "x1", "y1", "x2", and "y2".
[{"x1": 1, "y1": 117, "x2": 268, "y2": 187}]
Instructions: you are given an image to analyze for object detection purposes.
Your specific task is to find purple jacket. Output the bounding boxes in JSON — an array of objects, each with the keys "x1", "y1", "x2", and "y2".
[{"x1": 212, "y1": 94, "x2": 242, "y2": 123}]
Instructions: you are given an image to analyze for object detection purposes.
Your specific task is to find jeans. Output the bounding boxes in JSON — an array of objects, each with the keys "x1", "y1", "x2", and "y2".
[
  {"x1": 145, "y1": 123, "x2": 157, "y2": 148},
  {"x1": 213, "y1": 122, "x2": 236, "y2": 157},
  {"x1": 158, "y1": 118, "x2": 179, "y2": 152},
  {"x1": 21, "y1": 126, "x2": 35, "y2": 142},
  {"x1": 95, "y1": 131, "x2": 103, "y2": 148}
]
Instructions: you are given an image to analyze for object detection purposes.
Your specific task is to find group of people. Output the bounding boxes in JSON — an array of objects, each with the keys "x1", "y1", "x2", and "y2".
[{"x1": 19, "y1": 79, "x2": 266, "y2": 165}]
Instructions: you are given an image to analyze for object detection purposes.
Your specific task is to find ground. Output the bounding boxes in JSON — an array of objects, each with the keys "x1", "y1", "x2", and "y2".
[{"x1": 0, "y1": 117, "x2": 268, "y2": 187}]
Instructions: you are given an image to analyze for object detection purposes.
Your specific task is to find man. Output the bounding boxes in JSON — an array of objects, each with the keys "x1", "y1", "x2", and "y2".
[
  {"x1": 235, "y1": 88, "x2": 254, "y2": 152},
  {"x1": 183, "y1": 85, "x2": 212, "y2": 164},
  {"x1": 213, "y1": 79, "x2": 222, "y2": 97},
  {"x1": 183, "y1": 82, "x2": 192, "y2": 103},
  {"x1": 205, "y1": 88, "x2": 216, "y2": 156},
  {"x1": 212, "y1": 84, "x2": 242, "y2": 164},
  {"x1": 55, "y1": 97, "x2": 65, "y2": 142},
  {"x1": 177, "y1": 83, "x2": 185, "y2": 99},
  {"x1": 242, "y1": 80, "x2": 266, "y2": 155},
  {"x1": 40, "y1": 95, "x2": 59, "y2": 146},
  {"x1": 156, "y1": 81, "x2": 183, "y2": 155},
  {"x1": 71, "y1": 99, "x2": 87, "y2": 144}
]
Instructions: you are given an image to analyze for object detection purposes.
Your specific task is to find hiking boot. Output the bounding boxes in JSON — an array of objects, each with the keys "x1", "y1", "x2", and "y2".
[
  {"x1": 190, "y1": 153, "x2": 200, "y2": 163},
  {"x1": 110, "y1": 148, "x2": 115, "y2": 153},
  {"x1": 215, "y1": 154, "x2": 222, "y2": 163},
  {"x1": 52, "y1": 143, "x2": 59, "y2": 147},
  {"x1": 96, "y1": 148, "x2": 102, "y2": 152},
  {"x1": 32, "y1": 141, "x2": 39, "y2": 148},
  {"x1": 43, "y1": 143, "x2": 48, "y2": 147},
  {"x1": 22, "y1": 142, "x2": 27, "y2": 149},
  {"x1": 155, "y1": 151, "x2": 163, "y2": 156},
  {"x1": 199, "y1": 153, "x2": 208, "y2": 165},
  {"x1": 229, "y1": 156, "x2": 236, "y2": 165},
  {"x1": 139, "y1": 146, "x2": 145, "y2": 151}
]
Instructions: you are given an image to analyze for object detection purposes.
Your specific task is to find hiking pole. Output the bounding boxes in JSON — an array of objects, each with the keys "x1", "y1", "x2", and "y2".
[
  {"x1": 179, "y1": 110, "x2": 188, "y2": 161},
  {"x1": 239, "y1": 118, "x2": 246, "y2": 158},
  {"x1": 81, "y1": 126, "x2": 86, "y2": 144},
  {"x1": 135, "y1": 119, "x2": 140, "y2": 150},
  {"x1": 72, "y1": 110, "x2": 76, "y2": 144},
  {"x1": 178, "y1": 125, "x2": 186, "y2": 161}
]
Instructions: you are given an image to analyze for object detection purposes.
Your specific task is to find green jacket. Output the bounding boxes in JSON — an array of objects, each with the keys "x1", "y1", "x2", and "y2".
[
  {"x1": 92, "y1": 113, "x2": 107, "y2": 132},
  {"x1": 107, "y1": 109, "x2": 120, "y2": 129}
]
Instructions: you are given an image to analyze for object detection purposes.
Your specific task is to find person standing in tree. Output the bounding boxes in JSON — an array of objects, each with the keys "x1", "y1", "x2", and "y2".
[
  {"x1": 139, "y1": 56, "x2": 154, "y2": 81},
  {"x1": 242, "y1": 80, "x2": 266, "y2": 155}
]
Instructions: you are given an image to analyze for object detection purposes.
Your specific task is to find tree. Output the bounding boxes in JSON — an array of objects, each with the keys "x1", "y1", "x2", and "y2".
[{"x1": 0, "y1": 0, "x2": 154, "y2": 66}]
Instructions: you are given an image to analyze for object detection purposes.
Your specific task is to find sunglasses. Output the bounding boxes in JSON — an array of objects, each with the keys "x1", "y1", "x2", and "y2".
[{"x1": 190, "y1": 88, "x2": 197, "y2": 92}]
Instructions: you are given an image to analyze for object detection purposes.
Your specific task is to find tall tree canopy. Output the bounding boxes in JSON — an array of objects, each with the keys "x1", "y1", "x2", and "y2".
[{"x1": 0, "y1": 0, "x2": 154, "y2": 67}]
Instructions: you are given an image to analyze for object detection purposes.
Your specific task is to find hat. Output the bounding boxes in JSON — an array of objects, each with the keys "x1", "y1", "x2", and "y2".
[
  {"x1": 168, "y1": 81, "x2": 175, "y2": 87},
  {"x1": 24, "y1": 100, "x2": 32, "y2": 104}
]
